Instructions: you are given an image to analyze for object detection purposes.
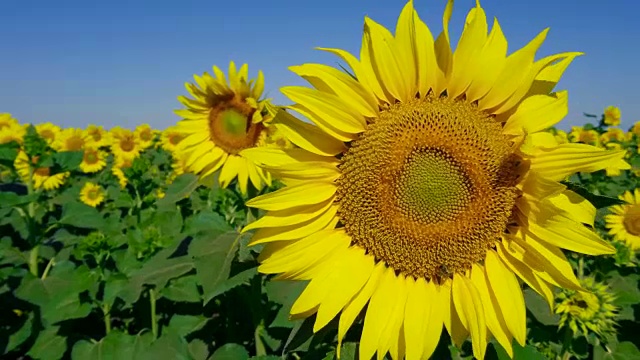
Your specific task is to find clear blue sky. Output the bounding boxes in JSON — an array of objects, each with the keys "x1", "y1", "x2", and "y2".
[{"x1": 1, "y1": 0, "x2": 638, "y2": 131}]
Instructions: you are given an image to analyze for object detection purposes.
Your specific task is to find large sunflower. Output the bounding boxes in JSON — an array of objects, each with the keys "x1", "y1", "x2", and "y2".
[
  {"x1": 605, "y1": 189, "x2": 640, "y2": 250},
  {"x1": 173, "y1": 61, "x2": 275, "y2": 194},
  {"x1": 242, "y1": 2, "x2": 628, "y2": 359}
]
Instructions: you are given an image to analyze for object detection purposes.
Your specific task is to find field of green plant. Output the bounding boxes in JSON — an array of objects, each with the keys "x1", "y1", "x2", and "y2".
[{"x1": 0, "y1": 106, "x2": 638, "y2": 360}]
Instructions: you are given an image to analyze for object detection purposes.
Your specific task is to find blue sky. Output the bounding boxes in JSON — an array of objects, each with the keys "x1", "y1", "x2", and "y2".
[{"x1": 0, "y1": 0, "x2": 638, "y2": 131}]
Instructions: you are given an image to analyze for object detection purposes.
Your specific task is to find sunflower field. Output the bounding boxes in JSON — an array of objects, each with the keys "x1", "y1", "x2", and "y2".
[{"x1": 2, "y1": 2, "x2": 640, "y2": 360}]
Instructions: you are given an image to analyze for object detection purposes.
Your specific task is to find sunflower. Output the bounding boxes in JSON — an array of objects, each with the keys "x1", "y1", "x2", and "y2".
[
  {"x1": 134, "y1": 124, "x2": 155, "y2": 149},
  {"x1": 173, "y1": 61, "x2": 275, "y2": 194},
  {"x1": 605, "y1": 189, "x2": 640, "y2": 250},
  {"x1": 0, "y1": 123, "x2": 26, "y2": 145},
  {"x1": 603, "y1": 106, "x2": 621, "y2": 126},
  {"x1": 14, "y1": 151, "x2": 68, "y2": 191},
  {"x1": 110, "y1": 127, "x2": 141, "y2": 161},
  {"x1": 600, "y1": 127, "x2": 625, "y2": 144},
  {"x1": 160, "y1": 126, "x2": 184, "y2": 153},
  {"x1": 53, "y1": 128, "x2": 91, "y2": 152},
  {"x1": 79, "y1": 182, "x2": 105, "y2": 207},
  {"x1": 555, "y1": 277, "x2": 617, "y2": 338},
  {"x1": 241, "y1": 2, "x2": 627, "y2": 359},
  {"x1": 111, "y1": 156, "x2": 133, "y2": 189},
  {"x1": 85, "y1": 124, "x2": 110, "y2": 148},
  {"x1": 35, "y1": 123, "x2": 61, "y2": 145},
  {"x1": 79, "y1": 147, "x2": 108, "y2": 173},
  {"x1": 0, "y1": 113, "x2": 18, "y2": 131}
]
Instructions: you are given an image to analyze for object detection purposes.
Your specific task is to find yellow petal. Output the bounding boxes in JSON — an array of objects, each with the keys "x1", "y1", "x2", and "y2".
[
  {"x1": 485, "y1": 250, "x2": 526, "y2": 346},
  {"x1": 502, "y1": 91, "x2": 568, "y2": 135},
  {"x1": 281, "y1": 86, "x2": 366, "y2": 133},
  {"x1": 452, "y1": 274, "x2": 487, "y2": 360},
  {"x1": 432, "y1": 0, "x2": 454, "y2": 95},
  {"x1": 394, "y1": 1, "x2": 419, "y2": 98},
  {"x1": 528, "y1": 52, "x2": 583, "y2": 96},
  {"x1": 240, "y1": 147, "x2": 337, "y2": 168},
  {"x1": 272, "y1": 110, "x2": 347, "y2": 156},
  {"x1": 465, "y1": 18, "x2": 508, "y2": 102},
  {"x1": 289, "y1": 63, "x2": 378, "y2": 118},
  {"x1": 246, "y1": 181, "x2": 337, "y2": 211},
  {"x1": 404, "y1": 278, "x2": 444, "y2": 360},
  {"x1": 218, "y1": 154, "x2": 242, "y2": 188},
  {"x1": 414, "y1": 7, "x2": 440, "y2": 97},
  {"x1": 442, "y1": 280, "x2": 469, "y2": 347},
  {"x1": 243, "y1": 198, "x2": 334, "y2": 232},
  {"x1": 289, "y1": 104, "x2": 358, "y2": 142},
  {"x1": 249, "y1": 205, "x2": 338, "y2": 245},
  {"x1": 262, "y1": 162, "x2": 340, "y2": 183}
]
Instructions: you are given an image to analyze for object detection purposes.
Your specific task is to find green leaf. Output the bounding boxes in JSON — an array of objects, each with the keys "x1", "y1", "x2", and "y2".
[
  {"x1": 140, "y1": 333, "x2": 191, "y2": 360},
  {"x1": 58, "y1": 201, "x2": 104, "y2": 229},
  {"x1": 189, "y1": 231, "x2": 243, "y2": 304},
  {"x1": 188, "y1": 339, "x2": 210, "y2": 360},
  {"x1": 210, "y1": 343, "x2": 250, "y2": 360},
  {"x1": 154, "y1": 208, "x2": 183, "y2": 239},
  {"x1": 159, "y1": 275, "x2": 201, "y2": 303},
  {"x1": 265, "y1": 280, "x2": 307, "y2": 328},
  {"x1": 0, "y1": 191, "x2": 37, "y2": 209},
  {"x1": 594, "y1": 341, "x2": 640, "y2": 360},
  {"x1": 205, "y1": 267, "x2": 258, "y2": 301},
  {"x1": 4, "y1": 311, "x2": 35, "y2": 353},
  {"x1": 512, "y1": 343, "x2": 546, "y2": 360},
  {"x1": 0, "y1": 141, "x2": 19, "y2": 165},
  {"x1": 560, "y1": 181, "x2": 625, "y2": 208},
  {"x1": 606, "y1": 272, "x2": 640, "y2": 306},
  {"x1": 165, "y1": 315, "x2": 210, "y2": 338},
  {"x1": 183, "y1": 210, "x2": 230, "y2": 237},
  {"x1": 53, "y1": 150, "x2": 83, "y2": 172},
  {"x1": 524, "y1": 288, "x2": 559, "y2": 325},
  {"x1": 27, "y1": 326, "x2": 66, "y2": 360},
  {"x1": 157, "y1": 173, "x2": 200, "y2": 206},
  {"x1": 72, "y1": 331, "x2": 155, "y2": 360}
]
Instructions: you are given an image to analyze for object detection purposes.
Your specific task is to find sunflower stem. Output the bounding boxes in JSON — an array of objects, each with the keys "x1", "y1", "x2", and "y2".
[
  {"x1": 577, "y1": 257, "x2": 585, "y2": 280},
  {"x1": 102, "y1": 303, "x2": 112, "y2": 335},
  {"x1": 254, "y1": 322, "x2": 267, "y2": 356},
  {"x1": 149, "y1": 288, "x2": 158, "y2": 338},
  {"x1": 41, "y1": 257, "x2": 54, "y2": 280},
  {"x1": 26, "y1": 164, "x2": 40, "y2": 277},
  {"x1": 28, "y1": 246, "x2": 39, "y2": 277}
]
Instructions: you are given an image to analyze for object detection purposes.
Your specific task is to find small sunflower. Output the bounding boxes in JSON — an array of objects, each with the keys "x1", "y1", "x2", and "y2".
[
  {"x1": 111, "y1": 157, "x2": 133, "y2": 189},
  {"x1": 79, "y1": 182, "x2": 105, "y2": 207},
  {"x1": 160, "y1": 126, "x2": 184, "y2": 153},
  {"x1": 79, "y1": 147, "x2": 108, "y2": 173},
  {"x1": 556, "y1": 277, "x2": 618, "y2": 338},
  {"x1": 242, "y1": 2, "x2": 627, "y2": 359},
  {"x1": 603, "y1": 106, "x2": 621, "y2": 126},
  {"x1": 134, "y1": 124, "x2": 155, "y2": 149},
  {"x1": 53, "y1": 128, "x2": 91, "y2": 152},
  {"x1": 600, "y1": 127, "x2": 625, "y2": 144},
  {"x1": 571, "y1": 129, "x2": 600, "y2": 146},
  {"x1": 630, "y1": 121, "x2": 640, "y2": 138},
  {"x1": 14, "y1": 151, "x2": 68, "y2": 191},
  {"x1": 85, "y1": 125, "x2": 110, "y2": 148},
  {"x1": 0, "y1": 113, "x2": 19, "y2": 131},
  {"x1": 35, "y1": 123, "x2": 61, "y2": 145},
  {"x1": 0, "y1": 123, "x2": 26, "y2": 145},
  {"x1": 173, "y1": 61, "x2": 276, "y2": 194},
  {"x1": 605, "y1": 189, "x2": 640, "y2": 250},
  {"x1": 110, "y1": 127, "x2": 141, "y2": 161}
]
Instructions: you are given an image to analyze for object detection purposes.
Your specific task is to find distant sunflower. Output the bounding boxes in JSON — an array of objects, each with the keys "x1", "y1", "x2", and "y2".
[
  {"x1": 556, "y1": 277, "x2": 617, "y2": 337},
  {"x1": 110, "y1": 127, "x2": 141, "y2": 161},
  {"x1": 603, "y1": 106, "x2": 621, "y2": 126},
  {"x1": 160, "y1": 126, "x2": 184, "y2": 153},
  {"x1": 0, "y1": 123, "x2": 26, "y2": 145},
  {"x1": 53, "y1": 128, "x2": 91, "y2": 152},
  {"x1": 35, "y1": 123, "x2": 61, "y2": 145},
  {"x1": 134, "y1": 124, "x2": 155, "y2": 149},
  {"x1": 0, "y1": 113, "x2": 18, "y2": 131},
  {"x1": 14, "y1": 151, "x2": 68, "y2": 190},
  {"x1": 111, "y1": 157, "x2": 133, "y2": 189},
  {"x1": 79, "y1": 147, "x2": 108, "y2": 173},
  {"x1": 85, "y1": 125, "x2": 110, "y2": 148},
  {"x1": 173, "y1": 61, "x2": 276, "y2": 194},
  {"x1": 605, "y1": 189, "x2": 640, "y2": 250},
  {"x1": 242, "y1": 2, "x2": 627, "y2": 359},
  {"x1": 79, "y1": 182, "x2": 105, "y2": 207}
]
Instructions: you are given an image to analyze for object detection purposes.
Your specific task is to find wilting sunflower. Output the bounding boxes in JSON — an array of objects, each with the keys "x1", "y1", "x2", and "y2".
[
  {"x1": 35, "y1": 123, "x2": 61, "y2": 145},
  {"x1": 80, "y1": 147, "x2": 108, "y2": 173},
  {"x1": 110, "y1": 127, "x2": 141, "y2": 161},
  {"x1": 85, "y1": 124, "x2": 110, "y2": 147},
  {"x1": 556, "y1": 277, "x2": 617, "y2": 338},
  {"x1": 14, "y1": 151, "x2": 68, "y2": 190},
  {"x1": 242, "y1": 2, "x2": 628, "y2": 359},
  {"x1": 134, "y1": 124, "x2": 155, "y2": 149},
  {"x1": 605, "y1": 189, "x2": 640, "y2": 250},
  {"x1": 160, "y1": 126, "x2": 184, "y2": 153},
  {"x1": 173, "y1": 61, "x2": 276, "y2": 194},
  {"x1": 79, "y1": 182, "x2": 105, "y2": 207},
  {"x1": 53, "y1": 128, "x2": 91, "y2": 152}
]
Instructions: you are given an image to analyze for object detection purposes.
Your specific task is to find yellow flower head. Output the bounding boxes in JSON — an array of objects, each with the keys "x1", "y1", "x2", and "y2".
[
  {"x1": 553, "y1": 129, "x2": 569, "y2": 144},
  {"x1": 85, "y1": 125, "x2": 110, "y2": 147},
  {"x1": 600, "y1": 127, "x2": 625, "y2": 144},
  {"x1": 603, "y1": 106, "x2": 621, "y2": 126},
  {"x1": 14, "y1": 151, "x2": 68, "y2": 191},
  {"x1": 0, "y1": 123, "x2": 26, "y2": 145},
  {"x1": 630, "y1": 121, "x2": 640, "y2": 137},
  {"x1": 134, "y1": 124, "x2": 155, "y2": 149},
  {"x1": 556, "y1": 277, "x2": 618, "y2": 337},
  {"x1": 79, "y1": 182, "x2": 105, "y2": 207},
  {"x1": 35, "y1": 123, "x2": 61, "y2": 145},
  {"x1": 605, "y1": 189, "x2": 640, "y2": 250},
  {"x1": 160, "y1": 126, "x2": 185, "y2": 153},
  {"x1": 576, "y1": 129, "x2": 600, "y2": 146},
  {"x1": 109, "y1": 127, "x2": 141, "y2": 161},
  {"x1": 0, "y1": 113, "x2": 19, "y2": 131},
  {"x1": 173, "y1": 61, "x2": 278, "y2": 194},
  {"x1": 241, "y1": 2, "x2": 628, "y2": 359},
  {"x1": 79, "y1": 147, "x2": 108, "y2": 173},
  {"x1": 53, "y1": 128, "x2": 91, "y2": 152}
]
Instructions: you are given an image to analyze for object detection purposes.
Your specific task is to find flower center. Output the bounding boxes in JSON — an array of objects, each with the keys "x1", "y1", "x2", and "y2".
[
  {"x1": 623, "y1": 205, "x2": 640, "y2": 236},
  {"x1": 209, "y1": 95, "x2": 263, "y2": 154},
  {"x1": 336, "y1": 95, "x2": 522, "y2": 281},
  {"x1": 84, "y1": 150, "x2": 99, "y2": 164},
  {"x1": 168, "y1": 133, "x2": 183, "y2": 145},
  {"x1": 66, "y1": 136, "x2": 85, "y2": 151},
  {"x1": 40, "y1": 130, "x2": 54, "y2": 141},
  {"x1": 88, "y1": 189, "x2": 100, "y2": 200},
  {"x1": 140, "y1": 129, "x2": 152, "y2": 141},
  {"x1": 120, "y1": 137, "x2": 135, "y2": 152}
]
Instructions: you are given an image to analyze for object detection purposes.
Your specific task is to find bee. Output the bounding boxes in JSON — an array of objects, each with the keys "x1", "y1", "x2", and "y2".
[{"x1": 434, "y1": 264, "x2": 452, "y2": 284}]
